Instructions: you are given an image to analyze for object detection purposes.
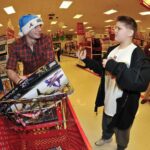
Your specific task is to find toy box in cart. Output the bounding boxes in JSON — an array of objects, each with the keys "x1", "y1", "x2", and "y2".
[
  {"x1": 0, "y1": 60, "x2": 92, "y2": 149},
  {"x1": 0, "y1": 60, "x2": 74, "y2": 113},
  {"x1": 0, "y1": 60, "x2": 74, "y2": 127}
]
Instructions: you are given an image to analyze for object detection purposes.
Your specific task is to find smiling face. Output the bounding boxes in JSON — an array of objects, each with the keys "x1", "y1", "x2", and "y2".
[
  {"x1": 27, "y1": 25, "x2": 42, "y2": 39},
  {"x1": 114, "y1": 21, "x2": 134, "y2": 43}
]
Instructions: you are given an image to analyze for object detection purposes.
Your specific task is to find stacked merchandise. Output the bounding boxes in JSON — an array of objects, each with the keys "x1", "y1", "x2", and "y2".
[
  {"x1": 0, "y1": 60, "x2": 73, "y2": 126},
  {"x1": 0, "y1": 36, "x2": 14, "y2": 95}
]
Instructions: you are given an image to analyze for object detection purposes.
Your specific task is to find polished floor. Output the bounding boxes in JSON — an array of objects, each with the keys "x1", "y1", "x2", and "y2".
[{"x1": 59, "y1": 56, "x2": 150, "y2": 150}]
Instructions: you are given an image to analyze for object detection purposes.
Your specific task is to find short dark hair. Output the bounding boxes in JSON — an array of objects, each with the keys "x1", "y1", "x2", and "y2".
[{"x1": 117, "y1": 16, "x2": 137, "y2": 36}]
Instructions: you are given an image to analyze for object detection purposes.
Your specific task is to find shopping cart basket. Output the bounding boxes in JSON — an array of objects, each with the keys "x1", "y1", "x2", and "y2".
[{"x1": 0, "y1": 97, "x2": 92, "y2": 150}]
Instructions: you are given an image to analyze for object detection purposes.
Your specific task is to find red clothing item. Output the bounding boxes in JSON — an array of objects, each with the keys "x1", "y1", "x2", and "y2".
[
  {"x1": 144, "y1": 43, "x2": 150, "y2": 57},
  {"x1": 6, "y1": 34, "x2": 55, "y2": 75}
]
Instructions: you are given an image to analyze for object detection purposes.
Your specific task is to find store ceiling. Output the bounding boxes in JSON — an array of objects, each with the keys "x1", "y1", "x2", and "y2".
[{"x1": 0, "y1": 0, "x2": 150, "y2": 36}]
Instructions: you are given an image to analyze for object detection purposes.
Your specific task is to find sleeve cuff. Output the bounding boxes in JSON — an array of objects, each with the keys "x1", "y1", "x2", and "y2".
[{"x1": 105, "y1": 59, "x2": 118, "y2": 75}]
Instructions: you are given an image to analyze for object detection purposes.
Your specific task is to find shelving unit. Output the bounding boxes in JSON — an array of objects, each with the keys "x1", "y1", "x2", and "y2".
[
  {"x1": 0, "y1": 36, "x2": 15, "y2": 94},
  {"x1": 84, "y1": 37, "x2": 102, "y2": 62},
  {"x1": 63, "y1": 40, "x2": 78, "y2": 58}
]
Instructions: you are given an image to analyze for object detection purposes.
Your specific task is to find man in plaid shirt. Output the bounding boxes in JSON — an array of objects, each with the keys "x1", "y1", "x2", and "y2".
[{"x1": 6, "y1": 14, "x2": 55, "y2": 84}]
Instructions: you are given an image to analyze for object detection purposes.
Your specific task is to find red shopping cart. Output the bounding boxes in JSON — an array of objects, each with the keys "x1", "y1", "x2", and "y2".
[{"x1": 0, "y1": 97, "x2": 92, "y2": 150}]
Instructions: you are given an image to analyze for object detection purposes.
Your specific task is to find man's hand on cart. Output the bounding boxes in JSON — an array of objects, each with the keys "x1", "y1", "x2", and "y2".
[{"x1": 17, "y1": 74, "x2": 32, "y2": 85}]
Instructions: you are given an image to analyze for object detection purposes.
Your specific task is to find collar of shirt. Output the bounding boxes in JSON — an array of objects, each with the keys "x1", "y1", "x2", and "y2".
[{"x1": 20, "y1": 34, "x2": 43, "y2": 49}]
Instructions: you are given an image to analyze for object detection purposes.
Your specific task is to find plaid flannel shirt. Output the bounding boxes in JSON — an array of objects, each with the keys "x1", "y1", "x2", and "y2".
[{"x1": 6, "y1": 34, "x2": 55, "y2": 75}]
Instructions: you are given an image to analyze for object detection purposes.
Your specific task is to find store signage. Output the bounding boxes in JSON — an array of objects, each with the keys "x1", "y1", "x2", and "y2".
[{"x1": 77, "y1": 22, "x2": 85, "y2": 35}]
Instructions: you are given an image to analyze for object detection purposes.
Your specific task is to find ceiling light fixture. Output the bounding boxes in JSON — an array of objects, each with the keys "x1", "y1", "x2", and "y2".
[
  {"x1": 69, "y1": 29, "x2": 74, "y2": 31},
  {"x1": 105, "y1": 19, "x2": 114, "y2": 23},
  {"x1": 51, "y1": 21, "x2": 57, "y2": 25},
  {"x1": 139, "y1": 11, "x2": 150, "y2": 15},
  {"x1": 73, "y1": 14, "x2": 83, "y2": 19},
  {"x1": 37, "y1": 14, "x2": 41, "y2": 18},
  {"x1": 105, "y1": 25, "x2": 111, "y2": 28},
  {"x1": 59, "y1": 1, "x2": 73, "y2": 9},
  {"x1": 86, "y1": 26, "x2": 92, "y2": 29},
  {"x1": 104, "y1": 9, "x2": 118, "y2": 15},
  {"x1": 136, "y1": 20, "x2": 141, "y2": 23},
  {"x1": 83, "y1": 22, "x2": 88, "y2": 25},
  {"x1": 62, "y1": 25, "x2": 68, "y2": 29},
  {"x1": 4, "y1": 6, "x2": 16, "y2": 14}
]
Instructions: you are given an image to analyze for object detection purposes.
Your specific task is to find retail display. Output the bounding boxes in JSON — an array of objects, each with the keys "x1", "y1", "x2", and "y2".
[
  {"x1": 0, "y1": 36, "x2": 14, "y2": 95},
  {"x1": 84, "y1": 37, "x2": 102, "y2": 61},
  {"x1": 63, "y1": 40, "x2": 78, "y2": 57}
]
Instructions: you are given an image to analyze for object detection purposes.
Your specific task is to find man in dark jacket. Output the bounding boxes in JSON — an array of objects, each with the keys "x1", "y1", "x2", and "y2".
[{"x1": 77, "y1": 16, "x2": 150, "y2": 150}]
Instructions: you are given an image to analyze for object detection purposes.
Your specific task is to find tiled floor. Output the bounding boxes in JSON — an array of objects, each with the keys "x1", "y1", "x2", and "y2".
[{"x1": 60, "y1": 56, "x2": 150, "y2": 150}]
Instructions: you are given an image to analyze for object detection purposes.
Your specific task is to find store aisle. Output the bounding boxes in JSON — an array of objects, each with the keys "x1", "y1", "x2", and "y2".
[{"x1": 60, "y1": 56, "x2": 150, "y2": 150}]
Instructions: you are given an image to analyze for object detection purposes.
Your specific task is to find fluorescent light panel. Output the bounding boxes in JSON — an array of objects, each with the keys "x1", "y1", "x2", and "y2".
[
  {"x1": 51, "y1": 21, "x2": 57, "y2": 25},
  {"x1": 83, "y1": 22, "x2": 88, "y2": 25},
  {"x1": 136, "y1": 20, "x2": 141, "y2": 23},
  {"x1": 0, "y1": 24, "x2": 3, "y2": 27},
  {"x1": 62, "y1": 25, "x2": 67, "y2": 29},
  {"x1": 73, "y1": 14, "x2": 83, "y2": 19},
  {"x1": 69, "y1": 29, "x2": 74, "y2": 31},
  {"x1": 60, "y1": 1, "x2": 73, "y2": 9},
  {"x1": 4, "y1": 6, "x2": 16, "y2": 14},
  {"x1": 104, "y1": 9, "x2": 117, "y2": 15},
  {"x1": 37, "y1": 14, "x2": 41, "y2": 18},
  {"x1": 139, "y1": 11, "x2": 150, "y2": 15},
  {"x1": 86, "y1": 26, "x2": 92, "y2": 29},
  {"x1": 105, "y1": 19, "x2": 114, "y2": 23},
  {"x1": 105, "y1": 25, "x2": 111, "y2": 27},
  {"x1": 47, "y1": 30, "x2": 51, "y2": 32}
]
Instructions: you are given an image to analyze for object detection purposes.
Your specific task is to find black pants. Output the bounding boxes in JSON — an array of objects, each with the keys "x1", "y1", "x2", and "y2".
[
  {"x1": 102, "y1": 112, "x2": 131, "y2": 149},
  {"x1": 0, "y1": 78, "x2": 3, "y2": 91},
  {"x1": 57, "y1": 51, "x2": 61, "y2": 62}
]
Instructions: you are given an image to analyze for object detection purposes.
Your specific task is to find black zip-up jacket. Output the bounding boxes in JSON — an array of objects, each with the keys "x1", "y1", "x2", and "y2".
[{"x1": 83, "y1": 45, "x2": 150, "y2": 130}]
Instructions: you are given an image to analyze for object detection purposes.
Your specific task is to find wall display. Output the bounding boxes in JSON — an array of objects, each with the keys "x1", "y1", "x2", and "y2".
[{"x1": 77, "y1": 22, "x2": 85, "y2": 35}]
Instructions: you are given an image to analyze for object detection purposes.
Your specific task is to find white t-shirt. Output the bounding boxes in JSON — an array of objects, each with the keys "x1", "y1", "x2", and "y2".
[{"x1": 104, "y1": 43, "x2": 137, "y2": 116}]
